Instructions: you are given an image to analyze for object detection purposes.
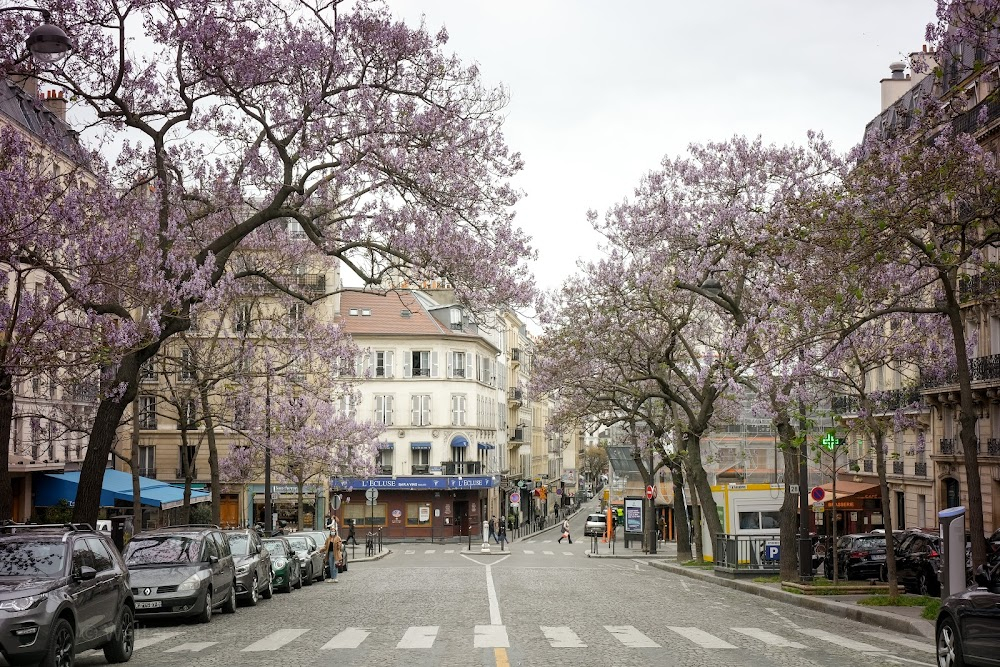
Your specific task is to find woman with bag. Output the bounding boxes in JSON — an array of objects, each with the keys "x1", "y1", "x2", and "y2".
[
  {"x1": 557, "y1": 518, "x2": 572, "y2": 544},
  {"x1": 325, "y1": 531, "x2": 343, "y2": 583}
]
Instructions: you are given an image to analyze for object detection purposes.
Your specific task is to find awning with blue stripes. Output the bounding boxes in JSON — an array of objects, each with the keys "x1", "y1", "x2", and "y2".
[
  {"x1": 477, "y1": 443, "x2": 495, "y2": 450},
  {"x1": 450, "y1": 435, "x2": 469, "y2": 448},
  {"x1": 377, "y1": 442, "x2": 394, "y2": 450},
  {"x1": 410, "y1": 442, "x2": 432, "y2": 450}
]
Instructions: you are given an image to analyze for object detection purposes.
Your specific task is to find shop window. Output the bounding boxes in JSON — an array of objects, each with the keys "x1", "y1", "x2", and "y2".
[
  {"x1": 344, "y1": 502, "x2": 386, "y2": 526},
  {"x1": 406, "y1": 503, "x2": 432, "y2": 526}
]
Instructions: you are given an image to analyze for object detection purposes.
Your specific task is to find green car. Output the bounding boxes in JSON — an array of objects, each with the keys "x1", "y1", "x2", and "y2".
[{"x1": 262, "y1": 537, "x2": 302, "y2": 593}]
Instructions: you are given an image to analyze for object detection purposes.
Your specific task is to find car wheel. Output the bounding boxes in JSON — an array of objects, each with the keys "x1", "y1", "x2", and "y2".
[
  {"x1": 303, "y1": 564, "x2": 313, "y2": 586},
  {"x1": 293, "y1": 566, "x2": 303, "y2": 589},
  {"x1": 222, "y1": 582, "x2": 237, "y2": 613},
  {"x1": 246, "y1": 575, "x2": 259, "y2": 606},
  {"x1": 103, "y1": 605, "x2": 134, "y2": 663},
  {"x1": 40, "y1": 617, "x2": 74, "y2": 667},
  {"x1": 879, "y1": 565, "x2": 888, "y2": 582},
  {"x1": 196, "y1": 588, "x2": 212, "y2": 624},
  {"x1": 937, "y1": 617, "x2": 966, "y2": 667},
  {"x1": 262, "y1": 573, "x2": 274, "y2": 599},
  {"x1": 318, "y1": 563, "x2": 326, "y2": 581}
]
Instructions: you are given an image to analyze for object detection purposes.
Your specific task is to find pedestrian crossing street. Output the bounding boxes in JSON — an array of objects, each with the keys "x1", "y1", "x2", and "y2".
[{"x1": 126, "y1": 623, "x2": 934, "y2": 656}]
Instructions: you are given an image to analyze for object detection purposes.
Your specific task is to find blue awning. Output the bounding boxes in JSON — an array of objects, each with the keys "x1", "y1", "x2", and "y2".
[
  {"x1": 377, "y1": 442, "x2": 394, "y2": 450},
  {"x1": 410, "y1": 442, "x2": 432, "y2": 450},
  {"x1": 478, "y1": 443, "x2": 495, "y2": 450},
  {"x1": 33, "y1": 469, "x2": 210, "y2": 510},
  {"x1": 450, "y1": 436, "x2": 469, "y2": 448}
]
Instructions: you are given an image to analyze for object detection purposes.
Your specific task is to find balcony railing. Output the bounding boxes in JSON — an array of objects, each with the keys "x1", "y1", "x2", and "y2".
[
  {"x1": 442, "y1": 461, "x2": 483, "y2": 475},
  {"x1": 926, "y1": 354, "x2": 1000, "y2": 388},
  {"x1": 175, "y1": 467, "x2": 198, "y2": 478},
  {"x1": 511, "y1": 428, "x2": 525, "y2": 442},
  {"x1": 941, "y1": 439, "x2": 956, "y2": 455},
  {"x1": 915, "y1": 462, "x2": 927, "y2": 477},
  {"x1": 863, "y1": 459, "x2": 873, "y2": 473},
  {"x1": 411, "y1": 464, "x2": 430, "y2": 475},
  {"x1": 138, "y1": 467, "x2": 156, "y2": 478},
  {"x1": 960, "y1": 271, "x2": 1000, "y2": 302},
  {"x1": 990, "y1": 439, "x2": 1000, "y2": 456},
  {"x1": 508, "y1": 388, "x2": 523, "y2": 403},
  {"x1": 892, "y1": 460, "x2": 904, "y2": 475},
  {"x1": 511, "y1": 348, "x2": 521, "y2": 364},
  {"x1": 831, "y1": 388, "x2": 924, "y2": 414},
  {"x1": 377, "y1": 465, "x2": 393, "y2": 475}
]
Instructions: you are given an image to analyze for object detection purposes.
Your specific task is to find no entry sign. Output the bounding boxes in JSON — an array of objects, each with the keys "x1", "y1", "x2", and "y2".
[{"x1": 645, "y1": 485, "x2": 656, "y2": 500}]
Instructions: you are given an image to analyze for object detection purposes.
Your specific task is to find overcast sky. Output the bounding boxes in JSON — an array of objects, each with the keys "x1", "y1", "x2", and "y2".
[{"x1": 388, "y1": 0, "x2": 937, "y2": 292}]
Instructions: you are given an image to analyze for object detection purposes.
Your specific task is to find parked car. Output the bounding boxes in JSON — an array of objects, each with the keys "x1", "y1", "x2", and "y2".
[
  {"x1": 583, "y1": 513, "x2": 607, "y2": 537},
  {"x1": 894, "y1": 530, "x2": 942, "y2": 596},
  {"x1": 296, "y1": 531, "x2": 330, "y2": 574},
  {"x1": 823, "y1": 533, "x2": 887, "y2": 580},
  {"x1": 283, "y1": 534, "x2": 324, "y2": 585},
  {"x1": 224, "y1": 529, "x2": 273, "y2": 606},
  {"x1": 936, "y1": 562, "x2": 1000, "y2": 667},
  {"x1": 262, "y1": 537, "x2": 301, "y2": 593},
  {"x1": 0, "y1": 523, "x2": 135, "y2": 666},
  {"x1": 123, "y1": 525, "x2": 237, "y2": 623}
]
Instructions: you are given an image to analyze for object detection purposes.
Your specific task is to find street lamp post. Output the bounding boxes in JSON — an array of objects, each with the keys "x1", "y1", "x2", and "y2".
[
  {"x1": 0, "y1": 7, "x2": 72, "y2": 63},
  {"x1": 264, "y1": 373, "x2": 273, "y2": 537}
]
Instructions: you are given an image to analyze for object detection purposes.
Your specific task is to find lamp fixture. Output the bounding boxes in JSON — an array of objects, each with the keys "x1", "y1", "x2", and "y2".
[{"x1": 0, "y1": 7, "x2": 73, "y2": 63}]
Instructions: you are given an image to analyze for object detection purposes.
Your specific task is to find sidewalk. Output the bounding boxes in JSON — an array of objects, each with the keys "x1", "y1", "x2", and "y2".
[
  {"x1": 586, "y1": 536, "x2": 676, "y2": 559},
  {"x1": 648, "y1": 559, "x2": 935, "y2": 639}
]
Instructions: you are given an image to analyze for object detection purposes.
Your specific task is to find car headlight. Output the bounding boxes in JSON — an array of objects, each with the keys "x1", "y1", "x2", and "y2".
[
  {"x1": 0, "y1": 594, "x2": 46, "y2": 612},
  {"x1": 177, "y1": 572, "x2": 207, "y2": 591},
  {"x1": 272, "y1": 558, "x2": 286, "y2": 569},
  {"x1": 236, "y1": 565, "x2": 250, "y2": 576}
]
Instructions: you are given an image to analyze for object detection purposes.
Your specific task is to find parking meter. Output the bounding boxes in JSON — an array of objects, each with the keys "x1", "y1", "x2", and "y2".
[{"x1": 938, "y1": 506, "x2": 966, "y2": 599}]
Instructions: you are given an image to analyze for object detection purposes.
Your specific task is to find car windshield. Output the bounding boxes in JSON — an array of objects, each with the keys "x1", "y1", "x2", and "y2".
[
  {"x1": 857, "y1": 537, "x2": 885, "y2": 549},
  {"x1": 124, "y1": 535, "x2": 201, "y2": 565},
  {"x1": 263, "y1": 541, "x2": 285, "y2": 556},
  {"x1": 0, "y1": 540, "x2": 66, "y2": 577},
  {"x1": 285, "y1": 536, "x2": 310, "y2": 551},
  {"x1": 588, "y1": 515, "x2": 605, "y2": 523},
  {"x1": 226, "y1": 534, "x2": 250, "y2": 556}
]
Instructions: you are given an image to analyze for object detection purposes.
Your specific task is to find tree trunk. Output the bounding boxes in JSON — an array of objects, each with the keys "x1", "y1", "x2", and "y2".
[
  {"x1": 0, "y1": 371, "x2": 15, "y2": 522},
  {"x1": 685, "y1": 432, "x2": 722, "y2": 551},
  {"x1": 672, "y1": 463, "x2": 692, "y2": 562},
  {"x1": 692, "y1": 504, "x2": 703, "y2": 560},
  {"x1": 873, "y1": 431, "x2": 899, "y2": 599},
  {"x1": 297, "y1": 482, "x2": 305, "y2": 531},
  {"x1": 200, "y1": 385, "x2": 221, "y2": 527},
  {"x1": 180, "y1": 428, "x2": 193, "y2": 525},
  {"x1": 130, "y1": 395, "x2": 142, "y2": 533},
  {"x1": 73, "y1": 348, "x2": 157, "y2": 527},
  {"x1": 776, "y1": 418, "x2": 800, "y2": 582}
]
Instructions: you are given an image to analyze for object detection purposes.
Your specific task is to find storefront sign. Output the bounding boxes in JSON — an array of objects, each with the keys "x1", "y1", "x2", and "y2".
[
  {"x1": 419, "y1": 506, "x2": 430, "y2": 522},
  {"x1": 391, "y1": 509, "x2": 402, "y2": 518},
  {"x1": 330, "y1": 476, "x2": 498, "y2": 491}
]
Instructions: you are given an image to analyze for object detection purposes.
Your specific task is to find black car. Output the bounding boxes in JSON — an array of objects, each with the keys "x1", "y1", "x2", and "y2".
[
  {"x1": 224, "y1": 529, "x2": 273, "y2": 606},
  {"x1": 0, "y1": 523, "x2": 135, "y2": 666},
  {"x1": 123, "y1": 525, "x2": 237, "y2": 623},
  {"x1": 895, "y1": 530, "x2": 942, "y2": 596},
  {"x1": 824, "y1": 533, "x2": 887, "y2": 580},
  {"x1": 936, "y1": 562, "x2": 1000, "y2": 667}
]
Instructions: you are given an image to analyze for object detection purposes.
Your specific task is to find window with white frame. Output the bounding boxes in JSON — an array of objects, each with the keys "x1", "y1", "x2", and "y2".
[
  {"x1": 179, "y1": 348, "x2": 195, "y2": 381},
  {"x1": 139, "y1": 360, "x2": 156, "y2": 383},
  {"x1": 339, "y1": 394, "x2": 358, "y2": 419},
  {"x1": 453, "y1": 443, "x2": 466, "y2": 462},
  {"x1": 234, "y1": 303, "x2": 252, "y2": 333},
  {"x1": 408, "y1": 350, "x2": 432, "y2": 377},
  {"x1": 410, "y1": 395, "x2": 431, "y2": 426},
  {"x1": 450, "y1": 351, "x2": 467, "y2": 378},
  {"x1": 288, "y1": 302, "x2": 305, "y2": 333},
  {"x1": 451, "y1": 394, "x2": 466, "y2": 426},
  {"x1": 478, "y1": 355, "x2": 492, "y2": 384},
  {"x1": 139, "y1": 395, "x2": 157, "y2": 429},
  {"x1": 449, "y1": 307, "x2": 463, "y2": 331},
  {"x1": 411, "y1": 447, "x2": 430, "y2": 466},
  {"x1": 180, "y1": 398, "x2": 197, "y2": 428},
  {"x1": 138, "y1": 446, "x2": 155, "y2": 475},
  {"x1": 374, "y1": 395, "x2": 394, "y2": 425},
  {"x1": 375, "y1": 350, "x2": 394, "y2": 378}
]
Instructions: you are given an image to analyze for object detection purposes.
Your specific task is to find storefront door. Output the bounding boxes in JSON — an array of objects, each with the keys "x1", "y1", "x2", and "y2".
[{"x1": 454, "y1": 501, "x2": 469, "y2": 537}]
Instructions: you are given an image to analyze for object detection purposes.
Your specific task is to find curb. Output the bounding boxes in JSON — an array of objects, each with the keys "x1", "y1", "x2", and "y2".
[
  {"x1": 347, "y1": 548, "x2": 392, "y2": 563},
  {"x1": 648, "y1": 561, "x2": 935, "y2": 640},
  {"x1": 587, "y1": 552, "x2": 673, "y2": 559}
]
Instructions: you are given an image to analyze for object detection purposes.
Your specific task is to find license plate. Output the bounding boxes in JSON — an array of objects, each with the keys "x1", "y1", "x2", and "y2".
[
  {"x1": 872, "y1": 554, "x2": 885, "y2": 560},
  {"x1": 135, "y1": 601, "x2": 162, "y2": 609}
]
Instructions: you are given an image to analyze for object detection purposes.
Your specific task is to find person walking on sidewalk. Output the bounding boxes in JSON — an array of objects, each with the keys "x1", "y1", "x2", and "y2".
[
  {"x1": 557, "y1": 518, "x2": 572, "y2": 544},
  {"x1": 498, "y1": 522, "x2": 508, "y2": 547},
  {"x1": 325, "y1": 531, "x2": 343, "y2": 583},
  {"x1": 345, "y1": 519, "x2": 359, "y2": 546},
  {"x1": 488, "y1": 516, "x2": 498, "y2": 544}
]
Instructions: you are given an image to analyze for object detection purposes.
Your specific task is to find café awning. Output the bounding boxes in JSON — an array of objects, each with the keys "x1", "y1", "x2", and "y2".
[{"x1": 34, "y1": 469, "x2": 210, "y2": 511}]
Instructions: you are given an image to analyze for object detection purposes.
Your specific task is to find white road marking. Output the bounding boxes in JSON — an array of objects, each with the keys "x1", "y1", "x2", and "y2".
[
  {"x1": 796, "y1": 628, "x2": 886, "y2": 652},
  {"x1": 541, "y1": 626, "x2": 586, "y2": 647},
  {"x1": 474, "y1": 624, "x2": 510, "y2": 647},
  {"x1": 445, "y1": 549, "x2": 455, "y2": 554},
  {"x1": 133, "y1": 632, "x2": 183, "y2": 651},
  {"x1": 562, "y1": 552, "x2": 573, "y2": 556},
  {"x1": 732, "y1": 627, "x2": 806, "y2": 648},
  {"x1": 424, "y1": 549, "x2": 436, "y2": 554},
  {"x1": 680, "y1": 581, "x2": 690, "y2": 591},
  {"x1": 605, "y1": 625, "x2": 660, "y2": 648},
  {"x1": 766, "y1": 607, "x2": 801, "y2": 629},
  {"x1": 883, "y1": 656, "x2": 935, "y2": 666},
  {"x1": 404, "y1": 550, "x2": 415, "y2": 555},
  {"x1": 668, "y1": 626, "x2": 737, "y2": 649},
  {"x1": 242, "y1": 629, "x2": 309, "y2": 652},
  {"x1": 321, "y1": 627, "x2": 371, "y2": 649},
  {"x1": 543, "y1": 551, "x2": 554, "y2": 555},
  {"x1": 523, "y1": 550, "x2": 535, "y2": 554},
  {"x1": 543, "y1": 540, "x2": 552, "y2": 543},
  {"x1": 396, "y1": 626, "x2": 438, "y2": 649},
  {"x1": 486, "y1": 564, "x2": 502, "y2": 625},
  {"x1": 165, "y1": 642, "x2": 216, "y2": 653},
  {"x1": 862, "y1": 632, "x2": 934, "y2": 654}
]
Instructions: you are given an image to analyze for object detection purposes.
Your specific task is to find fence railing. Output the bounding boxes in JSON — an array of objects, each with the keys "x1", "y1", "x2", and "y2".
[{"x1": 714, "y1": 534, "x2": 781, "y2": 574}]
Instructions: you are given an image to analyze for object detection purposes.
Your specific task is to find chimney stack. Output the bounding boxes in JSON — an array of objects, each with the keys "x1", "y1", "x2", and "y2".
[
  {"x1": 40, "y1": 89, "x2": 67, "y2": 123},
  {"x1": 881, "y1": 61, "x2": 914, "y2": 111}
]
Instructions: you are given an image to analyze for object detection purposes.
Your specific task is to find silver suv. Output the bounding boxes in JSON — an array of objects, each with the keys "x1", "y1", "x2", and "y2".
[
  {"x1": 123, "y1": 525, "x2": 237, "y2": 623},
  {"x1": 0, "y1": 523, "x2": 134, "y2": 666},
  {"x1": 583, "y1": 513, "x2": 607, "y2": 537}
]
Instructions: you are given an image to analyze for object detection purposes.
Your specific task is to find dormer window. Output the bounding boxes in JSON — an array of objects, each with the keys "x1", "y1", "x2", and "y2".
[
  {"x1": 349, "y1": 308, "x2": 359, "y2": 316},
  {"x1": 450, "y1": 307, "x2": 462, "y2": 331}
]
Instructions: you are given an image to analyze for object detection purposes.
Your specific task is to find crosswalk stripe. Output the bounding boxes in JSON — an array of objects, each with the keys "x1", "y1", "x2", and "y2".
[
  {"x1": 165, "y1": 642, "x2": 216, "y2": 653},
  {"x1": 523, "y1": 550, "x2": 535, "y2": 554},
  {"x1": 562, "y1": 552, "x2": 573, "y2": 556},
  {"x1": 605, "y1": 625, "x2": 660, "y2": 648},
  {"x1": 731, "y1": 627, "x2": 805, "y2": 648},
  {"x1": 133, "y1": 632, "x2": 183, "y2": 651},
  {"x1": 321, "y1": 627, "x2": 371, "y2": 649},
  {"x1": 541, "y1": 626, "x2": 586, "y2": 648},
  {"x1": 543, "y1": 550, "x2": 554, "y2": 555},
  {"x1": 796, "y1": 628, "x2": 886, "y2": 652},
  {"x1": 475, "y1": 625, "x2": 509, "y2": 648},
  {"x1": 445, "y1": 549, "x2": 455, "y2": 554},
  {"x1": 668, "y1": 626, "x2": 737, "y2": 649},
  {"x1": 242, "y1": 629, "x2": 309, "y2": 652},
  {"x1": 861, "y1": 631, "x2": 934, "y2": 654},
  {"x1": 397, "y1": 626, "x2": 438, "y2": 649},
  {"x1": 424, "y1": 549, "x2": 436, "y2": 554},
  {"x1": 404, "y1": 550, "x2": 415, "y2": 554}
]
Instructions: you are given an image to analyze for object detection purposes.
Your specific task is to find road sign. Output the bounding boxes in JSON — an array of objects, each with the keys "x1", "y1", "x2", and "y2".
[
  {"x1": 813, "y1": 502, "x2": 825, "y2": 512},
  {"x1": 764, "y1": 541, "x2": 780, "y2": 561},
  {"x1": 645, "y1": 485, "x2": 656, "y2": 500},
  {"x1": 788, "y1": 484, "x2": 799, "y2": 495},
  {"x1": 365, "y1": 488, "x2": 379, "y2": 502},
  {"x1": 509, "y1": 492, "x2": 520, "y2": 504},
  {"x1": 810, "y1": 486, "x2": 826, "y2": 503},
  {"x1": 331, "y1": 494, "x2": 342, "y2": 511},
  {"x1": 555, "y1": 488, "x2": 563, "y2": 495}
]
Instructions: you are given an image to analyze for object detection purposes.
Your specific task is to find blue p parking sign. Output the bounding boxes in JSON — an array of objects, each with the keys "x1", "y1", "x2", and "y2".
[{"x1": 764, "y1": 542, "x2": 780, "y2": 561}]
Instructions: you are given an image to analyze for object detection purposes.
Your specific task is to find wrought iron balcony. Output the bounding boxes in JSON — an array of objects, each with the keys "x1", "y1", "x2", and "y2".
[
  {"x1": 175, "y1": 467, "x2": 198, "y2": 478},
  {"x1": 411, "y1": 464, "x2": 430, "y2": 475},
  {"x1": 941, "y1": 439, "x2": 956, "y2": 455},
  {"x1": 508, "y1": 388, "x2": 523, "y2": 403},
  {"x1": 442, "y1": 461, "x2": 483, "y2": 475},
  {"x1": 959, "y1": 271, "x2": 1000, "y2": 302},
  {"x1": 831, "y1": 388, "x2": 924, "y2": 414},
  {"x1": 511, "y1": 348, "x2": 521, "y2": 364},
  {"x1": 892, "y1": 460, "x2": 904, "y2": 475},
  {"x1": 511, "y1": 428, "x2": 525, "y2": 442},
  {"x1": 915, "y1": 462, "x2": 927, "y2": 477},
  {"x1": 138, "y1": 467, "x2": 157, "y2": 479},
  {"x1": 990, "y1": 439, "x2": 1000, "y2": 456},
  {"x1": 377, "y1": 465, "x2": 393, "y2": 475},
  {"x1": 863, "y1": 459, "x2": 873, "y2": 473}
]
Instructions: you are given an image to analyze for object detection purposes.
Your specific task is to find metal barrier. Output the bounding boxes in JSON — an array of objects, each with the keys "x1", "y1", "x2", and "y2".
[
  {"x1": 713, "y1": 534, "x2": 780, "y2": 575},
  {"x1": 365, "y1": 532, "x2": 375, "y2": 557}
]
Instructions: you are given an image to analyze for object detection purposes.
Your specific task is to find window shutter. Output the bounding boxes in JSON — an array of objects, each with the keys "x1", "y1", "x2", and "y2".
[
  {"x1": 403, "y1": 351, "x2": 411, "y2": 378},
  {"x1": 447, "y1": 352, "x2": 453, "y2": 378},
  {"x1": 465, "y1": 353, "x2": 472, "y2": 379},
  {"x1": 386, "y1": 351, "x2": 395, "y2": 378},
  {"x1": 411, "y1": 395, "x2": 419, "y2": 425},
  {"x1": 451, "y1": 395, "x2": 458, "y2": 425},
  {"x1": 386, "y1": 395, "x2": 394, "y2": 425},
  {"x1": 422, "y1": 395, "x2": 431, "y2": 425},
  {"x1": 431, "y1": 351, "x2": 439, "y2": 378},
  {"x1": 374, "y1": 395, "x2": 382, "y2": 422},
  {"x1": 363, "y1": 351, "x2": 373, "y2": 376}
]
